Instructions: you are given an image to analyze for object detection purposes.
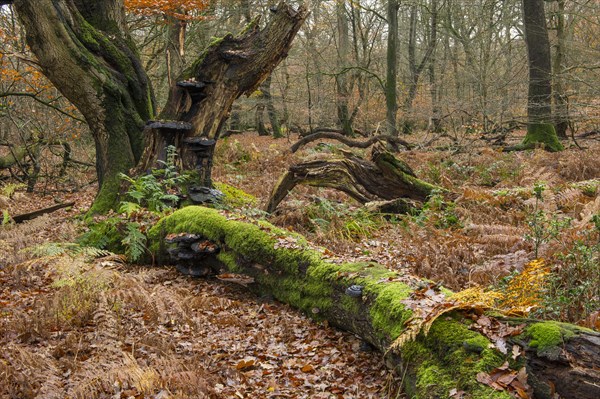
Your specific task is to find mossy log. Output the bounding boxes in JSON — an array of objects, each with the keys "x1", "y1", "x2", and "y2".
[
  {"x1": 266, "y1": 143, "x2": 440, "y2": 213},
  {"x1": 148, "y1": 206, "x2": 600, "y2": 399}
]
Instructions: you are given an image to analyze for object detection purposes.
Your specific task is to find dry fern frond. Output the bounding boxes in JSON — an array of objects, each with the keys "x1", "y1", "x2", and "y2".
[
  {"x1": 451, "y1": 286, "x2": 504, "y2": 308},
  {"x1": 554, "y1": 187, "x2": 585, "y2": 210},
  {"x1": 0, "y1": 343, "x2": 63, "y2": 399},
  {"x1": 576, "y1": 195, "x2": 600, "y2": 228},
  {"x1": 520, "y1": 166, "x2": 561, "y2": 188},
  {"x1": 464, "y1": 223, "x2": 524, "y2": 237}
]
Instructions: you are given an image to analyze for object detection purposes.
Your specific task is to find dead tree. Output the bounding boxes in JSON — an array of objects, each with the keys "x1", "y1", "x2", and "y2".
[{"x1": 138, "y1": 3, "x2": 309, "y2": 184}]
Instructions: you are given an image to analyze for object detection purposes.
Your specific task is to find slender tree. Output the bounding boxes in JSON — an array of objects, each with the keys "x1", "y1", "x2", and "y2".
[{"x1": 385, "y1": 0, "x2": 399, "y2": 136}]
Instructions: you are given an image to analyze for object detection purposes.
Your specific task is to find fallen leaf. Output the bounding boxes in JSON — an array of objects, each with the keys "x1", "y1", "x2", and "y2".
[
  {"x1": 301, "y1": 364, "x2": 315, "y2": 373},
  {"x1": 236, "y1": 358, "x2": 256, "y2": 371}
]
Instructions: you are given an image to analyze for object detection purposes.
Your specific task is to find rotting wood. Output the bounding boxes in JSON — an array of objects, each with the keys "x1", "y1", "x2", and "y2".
[{"x1": 266, "y1": 143, "x2": 439, "y2": 213}]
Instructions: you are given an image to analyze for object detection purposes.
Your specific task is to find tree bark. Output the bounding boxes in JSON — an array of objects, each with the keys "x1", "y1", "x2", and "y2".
[
  {"x1": 147, "y1": 206, "x2": 600, "y2": 399},
  {"x1": 13, "y1": 0, "x2": 155, "y2": 213},
  {"x1": 138, "y1": 2, "x2": 309, "y2": 172},
  {"x1": 385, "y1": 0, "x2": 399, "y2": 136},
  {"x1": 263, "y1": 75, "x2": 283, "y2": 138},
  {"x1": 290, "y1": 130, "x2": 411, "y2": 153},
  {"x1": 401, "y1": 1, "x2": 438, "y2": 134},
  {"x1": 335, "y1": 0, "x2": 353, "y2": 136},
  {"x1": 520, "y1": 0, "x2": 563, "y2": 152},
  {"x1": 266, "y1": 143, "x2": 439, "y2": 213},
  {"x1": 552, "y1": 0, "x2": 570, "y2": 139}
]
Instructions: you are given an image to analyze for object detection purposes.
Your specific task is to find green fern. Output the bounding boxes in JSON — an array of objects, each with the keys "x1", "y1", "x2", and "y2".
[
  {"x1": 121, "y1": 222, "x2": 147, "y2": 262},
  {"x1": 118, "y1": 201, "x2": 141, "y2": 218},
  {"x1": 1, "y1": 182, "x2": 26, "y2": 198},
  {"x1": 25, "y1": 242, "x2": 114, "y2": 259}
]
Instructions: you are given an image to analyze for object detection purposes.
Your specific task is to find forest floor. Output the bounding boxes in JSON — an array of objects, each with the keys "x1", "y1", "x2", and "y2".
[{"x1": 1, "y1": 129, "x2": 599, "y2": 398}]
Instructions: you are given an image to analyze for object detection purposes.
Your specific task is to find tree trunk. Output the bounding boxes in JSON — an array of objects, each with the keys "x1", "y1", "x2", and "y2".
[
  {"x1": 13, "y1": 0, "x2": 155, "y2": 213},
  {"x1": 263, "y1": 75, "x2": 283, "y2": 138},
  {"x1": 385, "y1": 0, "x2": 399, "y2": 136},
  {"x1": 256, "y1": 87, "x2": 269, "y2": 136},
  {"x1": 336, "y1": 0, "x2": 353, "y2": 136},
  {"x1": 147, "y1": 206, "x2": 600, "y2": 399},
  {"x1": 266, "y1": 143, "x2": 439, "y2": 213},
  {"x1": 401, "y1": 1, "x2": 438, "y2": 134},
  {"x1": 13, "y1": 0, "x2": 307, "y2": 212},
  {"x1": 138, "y1": 2, "x2": 309, "y2": 172},
  {"x1": 552, "y1": 0, "x2": 569, "y2": 139},
  {"x1": 520, "y1": 0, "x2": 563, "y2": 152}
]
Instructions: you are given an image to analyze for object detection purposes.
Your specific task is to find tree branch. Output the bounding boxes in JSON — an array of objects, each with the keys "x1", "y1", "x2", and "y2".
[
  {"x1": 290, "y1": 130, "x2": 412, "y2": 153},
  {"x1": 0, "y1": 92, "x2": 85, "y2": 122}
]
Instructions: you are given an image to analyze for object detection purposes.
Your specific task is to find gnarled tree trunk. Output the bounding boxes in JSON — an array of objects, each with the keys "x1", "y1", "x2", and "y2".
[
  {"x1": 13, "y1": 0, "x2": 155, "y2": 213},
  {"x1": 266, "y1": 143, "x2": 439, "y2": 213},
  {"x1": 138, "y1": 3, "x2": 308, "y2": 173},
  {"x1": 11, "y1": 0, "x2": 308, "y2": 212}
]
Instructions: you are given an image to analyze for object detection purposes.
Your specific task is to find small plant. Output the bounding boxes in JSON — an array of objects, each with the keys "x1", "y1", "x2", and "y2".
[
  {"x1": 525, "y1": 183, "x2": 571, "y2": 257},
  {"x1": 121, "y1": 222, "x2": 147, "y2": 262},
  {"x1": 537, "y1": 215, "x2": 600, "y2": 323},
  {"x1": 119, "y1": 145, "x2": 188, "y2": 213},
  {"x1": 414, "y1": 190, "x2": 462, "y2": 229},
  {"x1": 2, "y1": 210, "x2": 11, "y2": 225},
  {"x1": 1, "y1": 182, "x2": 26, "y2": 198},
  {"x1": 303, "y1": 198, "x2": 385, "y2": 241}
]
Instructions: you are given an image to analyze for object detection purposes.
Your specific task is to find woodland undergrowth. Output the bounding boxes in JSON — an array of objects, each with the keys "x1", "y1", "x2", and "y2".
[{"x1": 1, "y1": 131, "x2": 600, "y2": 399}]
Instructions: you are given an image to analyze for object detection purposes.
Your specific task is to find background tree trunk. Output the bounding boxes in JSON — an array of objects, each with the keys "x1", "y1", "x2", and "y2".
[
  {"x1": 553, "y1": 0, "x2": 570, "y2": 139},
  {"x1": 521, "y1": 0, "x2": 563, "y2": 151},
  {"x1": 385, "y1": 0, "x2": 399, "y2": 136},
  {"x1": 336, "y1": 0, "x2": 353, "y2": 136}
]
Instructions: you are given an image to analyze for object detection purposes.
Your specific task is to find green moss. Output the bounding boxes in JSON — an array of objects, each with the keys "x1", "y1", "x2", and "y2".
[
  {"x1": 216, "y1": 251, "x2": 242, "y2": 272},
  {"x1": 369, "y1": 283, "x2": 413, "y2": 339},
  {"x1": 401, "y1": 319, "x2": 509, "y2": 398},
  {"x1": 340, "y1": 295, "x2": 361, "y2": 315},
  {"x1": 89, "y1": 176, "x2": 122, "y2": 215},
  {"x1": 522, "y1": 123, "x2": 564, "y2": 152},
  {"x1": 526, "y1": 321, "x2": 578, "y2": 353},
  {"x1": 214, "y1": 182, "x2": 257, "y2": 208}
]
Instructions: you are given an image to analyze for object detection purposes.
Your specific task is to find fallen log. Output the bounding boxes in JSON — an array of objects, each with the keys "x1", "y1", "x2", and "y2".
[
  {"x1": 12, "y1": 201, "x2": 75, "y2": 223},
  {"x1": 147, "y1": 206, "x2": 600, "y2": 399},
  {"x1": 266, "y1": 143, "x2": 440, "y2": 213}
]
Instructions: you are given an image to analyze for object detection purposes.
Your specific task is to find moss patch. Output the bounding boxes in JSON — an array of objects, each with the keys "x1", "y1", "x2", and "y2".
[
  {"x1": 402, "y1": 319, "x2": 509, "y2": 398},
  {"x1": 522, "y1": 123, "x2": 564, "y2": 152},
  {"x1": 526, "y1": 321, "x2": 580, "y2": 354},
  {"x1": 214, "y1": 182, "x2": 258, "y2": 208}
]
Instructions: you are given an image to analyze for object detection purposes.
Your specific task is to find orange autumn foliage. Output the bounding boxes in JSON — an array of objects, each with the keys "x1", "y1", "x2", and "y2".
[{"x1": 124, "y1": 0, "x2": 210, "y2": 19}]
